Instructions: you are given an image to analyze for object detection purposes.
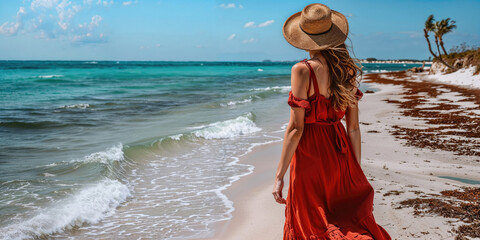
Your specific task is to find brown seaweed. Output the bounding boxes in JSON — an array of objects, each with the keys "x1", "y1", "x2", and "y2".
[{"x1": 364, "y1": 71, "x2": 480, "y2": 157}]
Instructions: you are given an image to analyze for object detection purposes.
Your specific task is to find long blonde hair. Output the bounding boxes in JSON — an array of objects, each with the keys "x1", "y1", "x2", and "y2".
[{"x1": 311, "y1": 43, "x2": 363, "y2": 111}]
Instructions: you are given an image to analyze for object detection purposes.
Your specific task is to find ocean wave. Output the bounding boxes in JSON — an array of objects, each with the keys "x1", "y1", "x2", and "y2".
[
  {"x1": 42, "y1": 172, "x2": 56, "y2": 177},
  {"x1": 0, "y1": 179, "x2": 131, "y2": 240},
  {"x1": 60, "y1": 103, "x2": 90, "y2": 109},
  {"x1": 151, "y1": 113, "x2": 262, "y2": 144},
  {"x1": 37, "y1": 75, "x2": 64, "y2": 79},
  {"x1": 366, "y1": 70, "x2": 389, "y2": 73},
  {"x1": 168, "y1": 134, "x2": 183, "y2": 141},
  {"x1": 220, "y1": 97, "x2": 253, "y2": 107},
  {"x1": 0, "y1": 121, "x2": 65, "y2": 129},
  {"x1": 82, "y1": 143, "x2": 125, "y2": 164},
  {"x1": 0, "y1": 120, "x2": 96, "y2": 129},
  {"x1": 43, "y1": 144, "x2": 125, "y2": 169},
  {"x1": 193, "y1": 112, "x2": 261, "y2": 139},
  {"x1": 250, "y1": 86, "x2": 291, "y2": 93}
]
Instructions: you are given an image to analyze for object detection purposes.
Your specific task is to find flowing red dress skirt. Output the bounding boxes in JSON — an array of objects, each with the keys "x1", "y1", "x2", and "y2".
[{"x1": 284, "y1": 60, "x2": 391, "y2": 240}]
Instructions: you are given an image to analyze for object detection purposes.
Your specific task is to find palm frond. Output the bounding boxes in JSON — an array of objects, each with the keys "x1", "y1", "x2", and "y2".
[{"x1": 425, "y1": 14, "x2": 435, "y2": 31}]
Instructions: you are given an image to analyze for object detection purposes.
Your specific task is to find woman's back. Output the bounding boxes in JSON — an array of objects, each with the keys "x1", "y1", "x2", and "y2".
[{"x1": 294, "y1": 57, "x2": 332, "y2": 100}]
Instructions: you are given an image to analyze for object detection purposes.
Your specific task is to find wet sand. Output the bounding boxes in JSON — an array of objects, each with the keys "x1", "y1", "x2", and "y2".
[{"x1": 200, "y1": 71, "x2": 480, "y2": 240}]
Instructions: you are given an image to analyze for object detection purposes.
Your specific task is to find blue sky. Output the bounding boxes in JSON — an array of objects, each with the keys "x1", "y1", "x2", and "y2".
[{"x1": 0, "y1": 0, "x2": 479, "y2": 61}]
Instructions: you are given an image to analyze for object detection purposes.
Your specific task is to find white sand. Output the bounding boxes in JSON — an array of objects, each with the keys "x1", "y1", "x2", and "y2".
[
  {"x1": 199, "y1": 78, "x2": 480, "y2": 240},
  {"x1": 427, "y1": 66, "x2": 480, "y2": 89}
]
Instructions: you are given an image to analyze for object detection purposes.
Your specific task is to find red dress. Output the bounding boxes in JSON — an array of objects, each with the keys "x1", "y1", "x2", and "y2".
[{"x1": 284, "y1": 60, "x2": 391, "y2": 240}]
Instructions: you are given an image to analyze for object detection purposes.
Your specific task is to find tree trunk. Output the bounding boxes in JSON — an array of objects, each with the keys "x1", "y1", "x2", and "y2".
[
  {"x1": 424, "y1": 29, "x2": 438, "y2": 58},
  {"x1": 434, "y1": 36, "x2": 457, "y2": 70},
  {"x1": 439, "y1": 37, "x2": 449, "y2": 56}
]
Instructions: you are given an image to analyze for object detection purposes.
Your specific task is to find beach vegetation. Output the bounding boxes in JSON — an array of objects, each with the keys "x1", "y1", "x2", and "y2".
[
  {"x1": 448, "y1": 42, "x2": 478, "y2": 56},
  {"x1": 445, "y1": 43, "x2": 480, "y2": 75}
]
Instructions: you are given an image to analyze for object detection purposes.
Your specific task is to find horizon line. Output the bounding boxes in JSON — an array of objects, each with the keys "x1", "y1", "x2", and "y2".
[{"x1": 0, "y1": 58, "x2": 431, "y2": 62}]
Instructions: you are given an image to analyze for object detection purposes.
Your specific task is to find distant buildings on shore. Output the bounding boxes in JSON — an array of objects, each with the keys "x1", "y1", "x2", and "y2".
[
  {"x1": 359, "y1": 58, "x2": 432, "y2": 64},
  {"x1": 263, "y1": 59, "x2": 432, "y2": 64}
]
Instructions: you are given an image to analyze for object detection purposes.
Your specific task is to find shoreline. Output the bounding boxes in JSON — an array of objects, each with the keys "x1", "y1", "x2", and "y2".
[
  {"x1": 200, "y1": 71, "x2": 480, "y2": 240},
  {"x1": 203, "y1": 142, "x2": 287, "y2": 240}
]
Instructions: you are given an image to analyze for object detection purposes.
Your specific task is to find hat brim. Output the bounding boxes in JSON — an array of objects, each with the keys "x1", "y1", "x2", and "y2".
[{"x1": 283, "y1": 10, "x2": 348, "y2": 51}]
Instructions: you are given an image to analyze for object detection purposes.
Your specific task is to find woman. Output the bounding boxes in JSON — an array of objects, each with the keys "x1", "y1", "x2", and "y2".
[{"x1": 272, "y1": 3, "x2": 391, "y2": 240}]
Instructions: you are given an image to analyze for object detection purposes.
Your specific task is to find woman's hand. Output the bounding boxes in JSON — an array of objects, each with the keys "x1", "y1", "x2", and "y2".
[{"x1": 272, "y1": 177, "x2": 286, "y2": 204}]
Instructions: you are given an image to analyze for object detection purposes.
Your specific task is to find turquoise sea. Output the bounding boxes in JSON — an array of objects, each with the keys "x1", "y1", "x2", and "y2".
[{"x1": 0, "y1": 61, "x2": 424, "y2": 239}]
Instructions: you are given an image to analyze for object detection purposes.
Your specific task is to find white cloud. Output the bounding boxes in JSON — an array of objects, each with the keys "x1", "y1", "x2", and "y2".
[
  {"x1": 258, "y1": 20, "x2": 274, "y2": 27},
  {"x1": 32, "y1": 15, "x2": 57, "y2": 39},
  {"x1": 90, "y1": 15, "x2": 102, "y2": 27},
  {"x1": 244, "y1": 20, "x2": 274, "y2": 28},
  {"x1": 73, "y1": 14, "x2": 105, "y2": 43},
  {"x1": 227, "y1": 33, "x2": 236, "y2": 40},
  {"x1": 72, "y1": 32, "x2": 107, "y2": 44},
  {"x1": 31, "y1": 0, "x2": 59, "y2": 10},
  {"x1": 97, "y1": 0, "x2": 114, "y2": 6},
  {"x1": 242, "y1": 37, "x2": 255, "y2": 43},
  {"x1": 72, "y1": 4, "x2": 82, "y2": 12},
  {"x1": 219, "y1": 3, "x2": 236, "y2": 8},
  {"x1": 0, "y1": 7, "x2": 27, "y2": 36},
  {"x1": 238, "y1": 4, "x2": 243, "y2": 8},
  {"x1": 122, "y1": 1, "x2": 137, "y2": 6},
  {"x1": 244, "y1": 21, "x2": 255, "y2": 28},
  {"x1": 78, "y1": 15, "x2": 102, "y2": 30},
  {"x1": 18, "y1": 7, "x2": 27, "y2": 15},
  {"x1": 56, "y1": 0, "x2": 80, "y2": 31},
  {"x1": 155, "y1": 43, "x2": 161, "y2": 48},
  {"x1": 2, "y1": 0, "x2": 108, "y2": 44},
  {"x1": 0, "y1": 22, "x2": 21, "y2": 36}
]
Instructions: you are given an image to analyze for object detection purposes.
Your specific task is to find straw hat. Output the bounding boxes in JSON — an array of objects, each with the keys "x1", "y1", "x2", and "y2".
[{"x1": 283, "y1": 3, "x2": 348, "y2": 51}]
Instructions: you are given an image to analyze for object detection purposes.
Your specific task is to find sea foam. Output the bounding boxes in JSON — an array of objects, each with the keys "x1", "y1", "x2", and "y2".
[
  {"x1": 220, "y1": 97, "x2": 253, "y2": 107},
  {"x1": 81, "y1": 143, "x2": 125, "y2": 164},
  {"x1": 367, "y1": 70, "x2": 389, "y2": 73},
  {"x1": 250, "y1": 86, "x2": 291, "y2": 93},
  {"x1": 193, "y1": 112, "x2": 261, "y2": 139},
  {"x1": 60, "y1": 103, "x2": 90, "y2": 109},
  {"x1": 0, "y1": 179, "x2": 131, "y2": 240},
  {"x1": 44, "y1": 144, "x2": 125, "y2": 167},
  {"x1": 37, "y1": 75, "x2": 64, "y2": 78}
]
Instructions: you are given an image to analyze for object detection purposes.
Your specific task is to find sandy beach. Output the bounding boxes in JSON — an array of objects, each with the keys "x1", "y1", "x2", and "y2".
[{"x1": 203, "y1": 71, "x2": 480, "y2": 240}]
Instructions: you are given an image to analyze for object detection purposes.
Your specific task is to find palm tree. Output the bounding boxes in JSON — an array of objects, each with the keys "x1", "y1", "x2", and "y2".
[
  {"x1": 424, "y1": 14, "x2": 457, "y2": 70},
  {"x1": 435, "y1": 18, "x2": 457, "y2": 56},
  {"x1": 424, "y1": 15, "x2": 437, "y2": 58}
]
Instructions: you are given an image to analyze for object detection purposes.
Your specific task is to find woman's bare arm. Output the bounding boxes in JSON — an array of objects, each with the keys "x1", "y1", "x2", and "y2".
[
  {"x1": 345, "y1": 87, "x2": 361, "y2": 165},
  {"x1": 272, "y1": 63, "x2": 309, "y2": 204}
]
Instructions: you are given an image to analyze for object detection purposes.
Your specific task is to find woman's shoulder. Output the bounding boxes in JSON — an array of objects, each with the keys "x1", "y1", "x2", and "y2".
[
  {"x1": 291, "y1": 61, "x2": 310, "y2": 75},
  {"x1": 293, "y1": 59, "x2": 327, "y2": 74}
]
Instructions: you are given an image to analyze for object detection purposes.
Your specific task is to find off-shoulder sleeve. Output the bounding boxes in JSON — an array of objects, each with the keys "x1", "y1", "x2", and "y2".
[
  {"x1": 288, "y1": 91, "x2": 311, "y2": 111},
  {"x1": 355, "y1": 88, "x2": 364, "y2": 101}
]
